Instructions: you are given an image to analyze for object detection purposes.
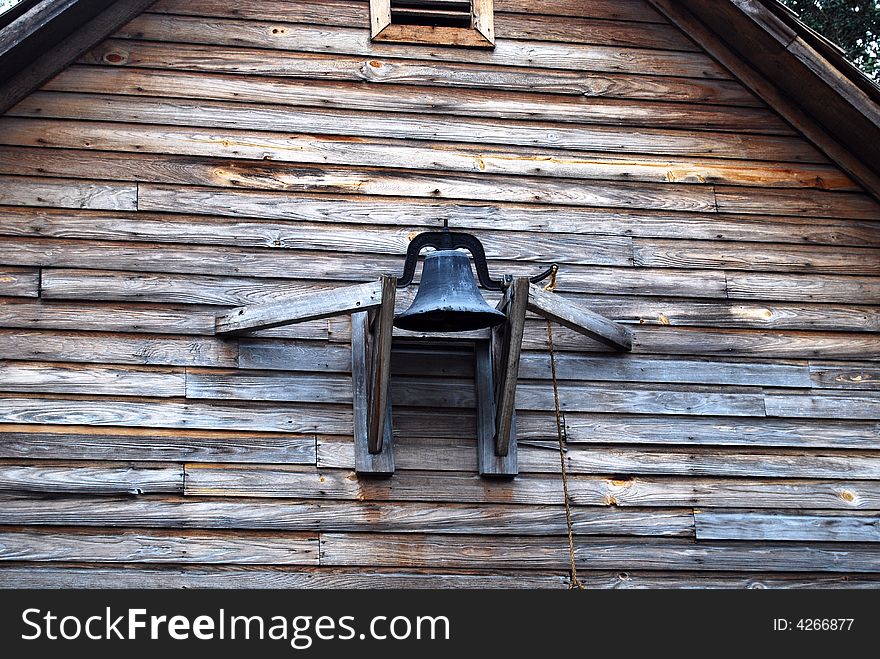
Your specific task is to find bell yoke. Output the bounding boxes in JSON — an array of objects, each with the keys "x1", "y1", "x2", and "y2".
[{"x1": 394, "y1": 224, "x2": 557, "y2": 333}]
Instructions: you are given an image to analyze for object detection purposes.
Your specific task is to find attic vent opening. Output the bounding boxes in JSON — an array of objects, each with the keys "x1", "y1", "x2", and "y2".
[
  {"x1": 370, "y1": 0, "x2": 494, "y2": 48},
  {"x1": 390, "y1": 1, "x2": 472, "y2": 29}
]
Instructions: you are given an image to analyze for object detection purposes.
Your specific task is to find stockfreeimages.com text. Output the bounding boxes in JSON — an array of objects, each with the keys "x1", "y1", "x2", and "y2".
[{"x1": 22, "y1": 608, "x2": 450, "y2": 649}]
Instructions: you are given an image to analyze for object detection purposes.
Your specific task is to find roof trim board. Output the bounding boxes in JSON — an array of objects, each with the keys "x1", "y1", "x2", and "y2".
[
  {"x1": 648, "y1": 0, "x2": 880, "y2": 202},
  {"x1": 0, "y1": 0, "x2": 156, "y2": 114}
]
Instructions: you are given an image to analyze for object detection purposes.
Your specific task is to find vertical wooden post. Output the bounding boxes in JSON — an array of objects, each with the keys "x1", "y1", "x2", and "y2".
[
  {"x1": 475, "y1": 341, "x2": 517, "y2": 476},
  {"x1": 493, "y1": 276, "x2": 529, "y2": 456},
  {"x1": 368, "y1": 275, "x2": 396, "y2": 454},
  {"x1": 352, "y1": 310, "x2": 394, "y2": 475}
]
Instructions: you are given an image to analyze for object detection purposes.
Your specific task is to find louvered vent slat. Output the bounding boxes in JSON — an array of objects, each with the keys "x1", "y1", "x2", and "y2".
[{"x1": 390, "y1": 0, "x2": 472, "y2": 28}]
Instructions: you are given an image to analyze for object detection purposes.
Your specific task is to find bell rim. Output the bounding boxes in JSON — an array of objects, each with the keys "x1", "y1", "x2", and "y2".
[{"x1": 393, "y1": 307, "x2": 507, "y2": 333}]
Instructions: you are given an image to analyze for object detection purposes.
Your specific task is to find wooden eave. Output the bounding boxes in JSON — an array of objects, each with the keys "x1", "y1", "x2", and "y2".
[
  {"x1": 647, "y1": 0, "x2": 880, "y2": 202},
  {"x1": 0, "y1": 0, "x2": 157, "y2": 114}
]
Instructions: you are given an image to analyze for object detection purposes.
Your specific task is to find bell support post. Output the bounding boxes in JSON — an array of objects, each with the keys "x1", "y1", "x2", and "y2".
[
  {"x1": 367, "y1": 275, "x2": 397, "y2": 456},
  {"x1": 352, "y1": 309, "x2": 395, "y2": 476}
]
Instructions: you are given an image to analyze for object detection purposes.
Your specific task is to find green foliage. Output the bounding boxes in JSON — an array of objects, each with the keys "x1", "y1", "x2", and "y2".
[
  {"x1": 780, "y1": 0, "x2": 880, "y2": 79},
  {"x1": 0, "y1": 0, "x2": 23, "y2": 14}
]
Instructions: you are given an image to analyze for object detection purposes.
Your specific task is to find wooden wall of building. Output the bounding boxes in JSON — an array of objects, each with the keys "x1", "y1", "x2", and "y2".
[{"x1": 0, "y1": 0, "x2": 878, "y2": 587}]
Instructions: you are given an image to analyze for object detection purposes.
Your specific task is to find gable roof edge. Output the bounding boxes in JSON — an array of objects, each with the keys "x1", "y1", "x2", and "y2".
[
  {"x1": 0, "y1": 0, "x2": 157, "y2": 115},
  {"x1": 648, "y1": 0, "x2": 880, "y2": 203}
]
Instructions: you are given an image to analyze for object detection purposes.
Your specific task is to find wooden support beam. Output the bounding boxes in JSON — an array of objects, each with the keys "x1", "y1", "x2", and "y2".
[
  {"x1": 475, "y1": 341, "x2": 516, "y2": 477},
  {"x1": 352, "y1": 311, "x2": 394, "y2": 475},
  {"x1": 494, "y1": 277, "x2": 529, "y2": 457},
  {"x1": 368, "y1": 275, "x2": 397, "y2": 454},
  {"x1": 528, "y1": 284, "x2": 632, "y2": 351},
  {"x1": 215, "y1": 280, "x2": 383, "y2": 335}
]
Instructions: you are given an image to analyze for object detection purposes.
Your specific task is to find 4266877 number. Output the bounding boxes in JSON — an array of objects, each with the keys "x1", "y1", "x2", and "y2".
[{"x1": 773, "y1": 619, "x2": 854, "y2": 631}]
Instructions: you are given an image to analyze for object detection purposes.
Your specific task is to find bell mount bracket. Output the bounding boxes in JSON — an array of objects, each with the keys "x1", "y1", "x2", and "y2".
[
  {"x1": 212, "y1": 225, "x2": 632, "y2": 478},
  {"x1": 396, "y1": 225, "x2": 557, "y2": 291}
]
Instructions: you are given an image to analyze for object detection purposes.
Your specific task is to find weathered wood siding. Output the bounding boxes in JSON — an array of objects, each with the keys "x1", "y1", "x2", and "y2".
[{"x1": 0, "y1": 0, "x2": 878, "y2": 588}]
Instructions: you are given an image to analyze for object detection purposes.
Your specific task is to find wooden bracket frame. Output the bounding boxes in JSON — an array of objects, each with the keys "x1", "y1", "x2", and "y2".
[
  {"x1": 215, "y1": 276, "x2": 397, "y2": 475},
  {"x1": 369, "y1": 0, "x2": 495, "y2": 48},
  {"x1": 214, "y1": 273, "x2": 630, "y2": 479},
  {"x1": 475, "y1": 276, "x2": 527, "y2": 476},
  {"x1": 474, "y1": 278, "x2": 632, "y2": 476}
]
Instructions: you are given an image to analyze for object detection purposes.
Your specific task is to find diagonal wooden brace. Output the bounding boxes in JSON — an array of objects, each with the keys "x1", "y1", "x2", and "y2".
[
  {"x1": 528, "y1": 283, "x2": 632, "y2": 351},
  {"x1": 215, "y1": 280, "x2": 384, "y2": 335}
]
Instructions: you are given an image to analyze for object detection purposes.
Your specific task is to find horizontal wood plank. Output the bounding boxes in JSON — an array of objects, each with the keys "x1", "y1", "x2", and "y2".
[
  {"x1": 496, "y1": 0, "x2": 665, "y2": 23},
  {"x1": 22, "y1": 271, "x2": 879, "y2": 333},
  {"x1": 765, "y1": 393, "x2": 880, "y2": 420},
  {"x1": 0, "y1": 116, "x2": 844, "y2": 190},
  {"x1": 0, "y1": 494, "x2": 694, "y2": 536},
  {"x1": 0, "y1": 175, "x2": 136, "y2": 211},
  {"x1": 809, "y1": 364, "x2": 880, "y2": 390},
  {"x1": 0, "y1": 361, "x2": 185, "y2": 397},
  {"x1": 550, "y1": 414, "x2": 880, "y2": 450},
  {"x1": 0, "y1": 329, "x2": 238, "y2": 367},
  {"x1": 320, "y1": 532, "x2": 880, "y2": 571},
  {"x1": 0, "y1": 148, "x2": 722, "y2": 213},
  {"x1": 81, "y1": 39, "x2": 743, "y2": 104},
  {"x1": 715, "y1": 186, "x2": 880, "y2": 220},
  {"x1": 35, "y1": 72, "x2": 821, "y2": 161},
  {"x1": 0, "y1": 565, "x2": 568, "y2": 588},
  {"x1": 37, "y1": 265, "x2": 732, "y2": 304},
  {"x1": 634, "y1": 239, "x2": 880, "y2": 275},
  {"x1": 0, "y1": 424, "x2": 316, "y2": 464},
  {"x1": 727, "y1": 272, "x2": 880, "y2": 304},
  {"x1": 0, "y1": 462, "x2": 183, "y2": 495},
  {"x1": 628, "y1": 327, "x2": 880, "y2": 360},
  {"x1": 118, "y1": 13, "x2": 732, "y2": 80},
  {"x1": 0, "y1": 267, "x2": 39, "y2": 298},
  {"x1": 186, "y1": 371, "x2": 352, "y2": 404},
  {"x1": 131, "y1": 185, "x2": 880, "y2": 247},
  {"x1": 185, "y1": 466, "x2": 880, "y2": 509},
  {"x1": 0, "y1": 207, "x2": 634, "y2": 268},
  {"x1": 0, "y1": 299, "x2": 219, "y2": 335},
  {"x1": 4, "y1": 565, "x2": 879, "y2": 588},
  {"x1": 569, "y1": 476, "x2": 880, "y2": 509},
  {"x1": 27, "y1": 80, "x2": 793, "y2": 136},
  {"x1": 185, "y1": 372, "x2": 767, "y2": 417},
  {"x1": 564, "y1": 447, "x2": 880, "y2": 480},
  {"x1": 150, "y1": 0, "x2": 674, "y2": 41},
  {"x1": 695, "y1": 510, "x2": 880, "y2": 543},
  {"x1": 0, "y1": 397, "x2": 352, "y2": 434},
  {"x1": 316, "y1": 436, "x2": 880, "y2": 479},
  {"x1": 0, "y1": 527, "x2": 319, "y2": 564}
]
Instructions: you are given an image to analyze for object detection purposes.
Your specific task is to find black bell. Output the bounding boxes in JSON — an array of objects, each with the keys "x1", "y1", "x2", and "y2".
[{"x1": 394, "y1": 250, "x2": 507, "y2": 332}]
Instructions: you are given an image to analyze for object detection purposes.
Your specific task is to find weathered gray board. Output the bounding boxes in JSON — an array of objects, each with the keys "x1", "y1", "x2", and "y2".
[{"x1": 0, "y1": 0, "x2": 879, "y2": 588}]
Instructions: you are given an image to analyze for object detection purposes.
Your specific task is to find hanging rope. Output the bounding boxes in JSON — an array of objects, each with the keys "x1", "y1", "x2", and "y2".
[{"x1": 546, "y1": 315, "x2": 585, "y2": 590}]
